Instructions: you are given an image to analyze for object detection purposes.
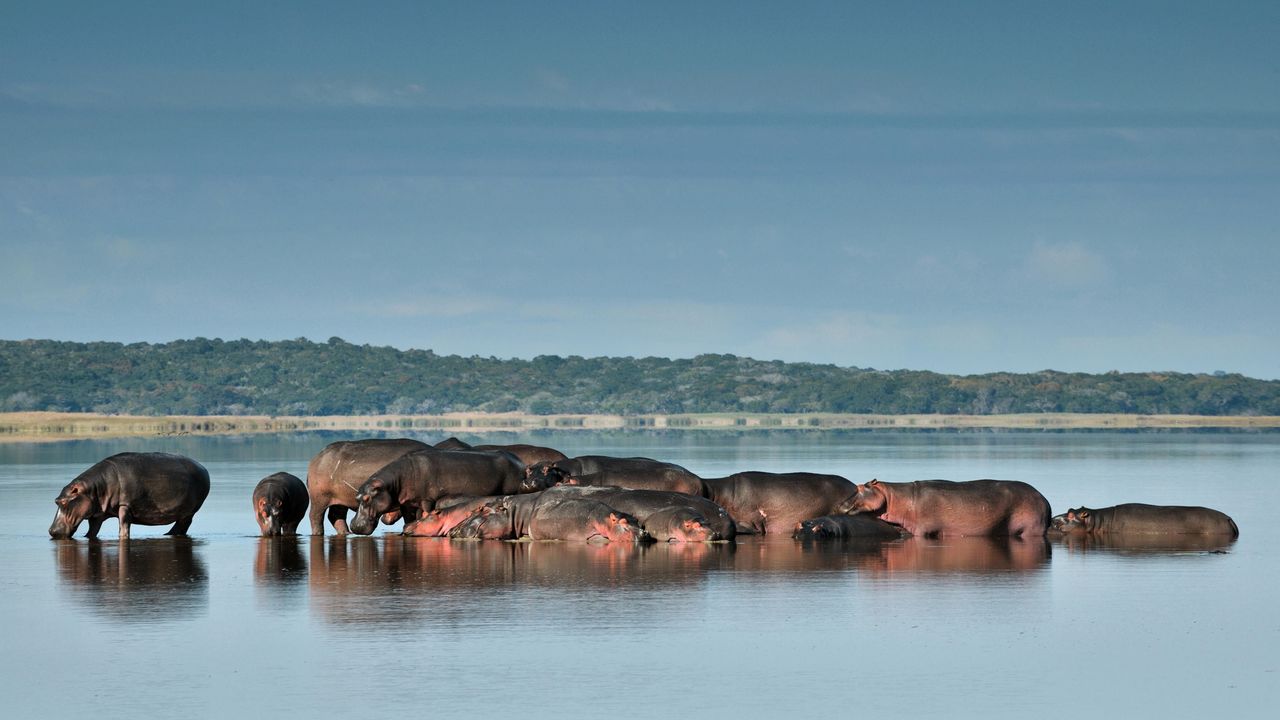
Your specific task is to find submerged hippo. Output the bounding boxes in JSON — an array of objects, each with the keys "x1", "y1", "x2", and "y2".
[
  {"x1": 702, "y1": 471, "x2": 857, "y2": 535},
  {"x1": 306, "y1": 438, "x2": 432, "y2": 535},
  {"x1": 792, "y1": 514, "x2": 905, "y2": 541},
  {"x1": 838, "y1": 479, "x2": 1050, "y2": 538},
  {"x1": 449, "y1": 493, "x2": 648, "y2": 543},
  {"x1": 49, "y1": 452, "x2": 210, "y2": 540},
  {"x1": 252, "y1": 472, "x2": 309, "y2": 536},
  {"x1": 349, "y1": 449, "x2": 527, "y2": 535},
  {"x1": 1051, "y1": 503, "x2": 1238, "y2": 537}
]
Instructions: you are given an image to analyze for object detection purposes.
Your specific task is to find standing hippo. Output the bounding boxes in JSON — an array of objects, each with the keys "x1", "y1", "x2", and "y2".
[
  {"x1": 349, "y1": 449, "x2": 527, "y2": 535},
  {"x1": 792, "y1": 514, "x2": 905, "y2": 541},
  {"x1": 449, "y1": 494, "x2": 647, "y2": 543},
  {"x1": 434, "y1": 437, "x2": 568, "y2": 468},
  {"x1": 702, "y1": 471, "x2": 857, "y2": 535},
  {"x1": 838, "y1": 479, "x2": 1050, "y2": 538},
  {"x1": 252, "y1": 472, "x2": 309, "y2": 536},
  {"x1": 49, "y1": 452, "x2": 210, "y2": 540},
  {"x1": 532, "y1": 456, "x2": 705, "y2": 496},
  {"x1": 1051, "y1": 503, "x2": 1238, "y2": 537},
  {"x1": 306, "y1": 438, "x2": 431, "y2": 535}
]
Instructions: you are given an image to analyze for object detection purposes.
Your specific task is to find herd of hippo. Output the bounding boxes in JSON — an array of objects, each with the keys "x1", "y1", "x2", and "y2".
[{"x1": 48, "y1": 436, "x2": 1240, "y2": 547}]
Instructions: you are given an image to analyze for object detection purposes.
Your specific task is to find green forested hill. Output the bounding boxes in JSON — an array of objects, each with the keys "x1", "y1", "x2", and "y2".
[{"x1": 1, "y1": 337, "x2": 1276, "y2": 417}]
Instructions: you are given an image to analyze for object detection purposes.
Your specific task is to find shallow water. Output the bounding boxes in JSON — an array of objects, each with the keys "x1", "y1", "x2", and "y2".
[{"x1": 1, "y1": 431, "x2": 1277, "y2": 718}]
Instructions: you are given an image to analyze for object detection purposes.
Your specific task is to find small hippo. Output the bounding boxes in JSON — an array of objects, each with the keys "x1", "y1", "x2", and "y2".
[
  {"x1": 792, "y1": 514, "x2": 905, "y2": 540},
  {"x1": 642, "y1": 507, "x2": 716, "y2": 542},
  {"x1": 402, "y1": 496, "x2": 502, "y2": 536},
  {"x1": 252, "y1": 472, "x2": 309, "y2": 536},
  {"x1": 1050, "y1": 503, "x2": 1238, "y2": 537}
]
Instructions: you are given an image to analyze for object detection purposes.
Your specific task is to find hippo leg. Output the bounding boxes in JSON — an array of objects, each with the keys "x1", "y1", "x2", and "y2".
[
  {"x1": 309, "y1": 501, "x2": 328, "y2": 536},
  {"x1": 166, "y1": 516, "x2": 193, "y2": 536},
  {"x1": 283, "y1": 520, "x2": 300, "y2": 536},
  {"x1": 118, "y1": 507, "x2": 131, "y2": 541},
  {"x1": 85, "y1": 516, "x2": 104, "y2": 539},
  {"x1": 328, "y1": 506, "x2": 350, "y2": 535}
]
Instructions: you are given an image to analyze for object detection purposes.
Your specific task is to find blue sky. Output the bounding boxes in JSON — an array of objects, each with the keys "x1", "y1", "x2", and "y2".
[{"x1": 3, "y1": 1, "x2": 1278, "y2": 378}]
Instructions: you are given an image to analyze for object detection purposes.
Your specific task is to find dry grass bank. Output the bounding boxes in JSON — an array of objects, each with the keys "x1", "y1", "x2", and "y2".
[{"x1": 2, "y1": 411, "x2": 1278, "y2": 442}]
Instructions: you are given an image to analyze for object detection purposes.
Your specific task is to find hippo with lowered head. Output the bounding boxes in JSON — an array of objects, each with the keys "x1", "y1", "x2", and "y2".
[
  {"x1": 306, "y1": 438, "x2": 432, "y2": 535},
  {"x1": 1050, "y1": 503, "x2": 1238, "y2": 537},
  {"x1": 252, "y1": 472, "x2": 309, "y2": 536},
  {"x1": 349, "y1": 449, "x2": 527, "y2": 535},
  {"x1": 838, "y1": 479, "x2": 1050, "y2": 538},
  {"x1": 49, "y1": 452, "x2": 210, "y2": 540}
]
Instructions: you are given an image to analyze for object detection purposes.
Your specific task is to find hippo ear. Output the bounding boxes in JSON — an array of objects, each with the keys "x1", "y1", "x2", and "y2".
[{"x1": 867, "y1": 479, "x2": 880, "y2": 487}]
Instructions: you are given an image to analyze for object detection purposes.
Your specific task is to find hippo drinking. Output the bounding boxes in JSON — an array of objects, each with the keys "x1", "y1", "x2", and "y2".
[{"x1": 49, "y1": 452, "x2": 211, "y2": 540}]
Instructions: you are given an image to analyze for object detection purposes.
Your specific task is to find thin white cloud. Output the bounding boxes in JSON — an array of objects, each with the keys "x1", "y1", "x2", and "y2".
[
  {"x1": 1023, "y1": 240, "x2": 1110, "y2": 288},
  {"x1": 291, "y1": 81, "x2": 429, "y2": 108}
]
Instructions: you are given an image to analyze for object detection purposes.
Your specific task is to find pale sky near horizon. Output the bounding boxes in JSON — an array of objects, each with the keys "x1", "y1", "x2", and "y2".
[{"x1": 3, "y1": 1, "x2": 1278, "y2": 378}]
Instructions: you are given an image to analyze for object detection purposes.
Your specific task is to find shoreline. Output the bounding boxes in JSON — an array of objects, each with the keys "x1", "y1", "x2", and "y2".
[{"x1": 3, "y1": 411, "x2": 1279, "y2": 443}]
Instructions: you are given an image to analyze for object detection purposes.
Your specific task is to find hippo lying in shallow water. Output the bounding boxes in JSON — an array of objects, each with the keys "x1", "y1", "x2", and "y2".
[
  {"x1": 49, "y1": 452, "x2": 210, "y2": 540},
  {"x1": 1050, "y1": 503, "x2": 1238, "y2": 537},
  {"x1": 449, "y1": 493, "x2": 649, "y2": 543},
  {"x1": 792, "y1": 514, "x2": 905, "y2": 541},
  {"x1": 838, "y1": 479, "x2": 1051, "y2": 538}
]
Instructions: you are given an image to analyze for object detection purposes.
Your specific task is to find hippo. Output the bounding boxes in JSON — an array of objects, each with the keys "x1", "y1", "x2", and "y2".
[
  {"x1": 401, "y1": 496, "x2": 503, "y2": 537},
  {"x1": 640, "y1": 507, "x2": 717, "y2": 543},
  {"x1": 792, "y1": 514, "x2": 905, "y2": 541},
  {"x1": 542, "y1": 486, "x2": 736, "y2": 541},
  {"x1": 306, "y1": 438, "x2": 432, "y2": 535},
  {"x1": 252, "y1": 472, "x2": 309, "y2": 536},
  {"x1": 1050, "y1": 503, "x2": 1238, "y2": 537},
  {"x1": 530, "y1": 456, "x2": 705, "y2": 496},
  {"x1": 349, "y1": 449, "x2": 527, "y2": 535},
  {"x1": 838, "y1": 479, "x2": 1050, "y2": 538},
  {"x1": 701, "y1": 471, "x2": 857, "y2": 535},
  {"x1": 434, "y1": 437, "x2": 567, "y2": 469},
  {"x1": 450, "y1": 494, "x2": 648, "y2": 543},
  {"x1": 49, "y1": 452, "x2": 211, "y2": 540}
]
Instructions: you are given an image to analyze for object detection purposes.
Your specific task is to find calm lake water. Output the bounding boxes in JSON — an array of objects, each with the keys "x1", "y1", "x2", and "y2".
[{"x1": 2, "y1": 431, "x2": 1277, "y2": 718}]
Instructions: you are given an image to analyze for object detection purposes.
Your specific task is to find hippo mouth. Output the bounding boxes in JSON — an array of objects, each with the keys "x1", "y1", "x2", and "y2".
[{"x1": 49, "y1": 508, "x2": 83, "y2": 539}]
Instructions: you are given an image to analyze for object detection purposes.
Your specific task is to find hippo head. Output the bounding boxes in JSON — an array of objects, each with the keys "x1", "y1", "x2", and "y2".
[
  {"x1": 595, "y1": 511, "x2": 649, "y2": 544},
  {"x1": 648, "y1": 508, "x2": 717, "y2": 542},
  {"x1": 49, "y1": 479, "x2": 95, "y2": 539},
  {"x1": 256, "y1": 496, "x2": 286, "y2": 536},
  {"x1": 523, "y1": 463, "x2": 569, "y2": 492},
  {"x1": 836, "y1": 479, "x2": 887, "y2": 516},
  {"x1": 448, "y1": 505, "x2": 512, "y2": 540},
  {"x1": 1053, "y1": 507, "x2": 1095, "y2": 533},
  {"x1": 349, "y1": 478, "x2": 394, "y2": 535},
  {"x1": 793, "y1": 518, "x2": 832, "y2": 539}
]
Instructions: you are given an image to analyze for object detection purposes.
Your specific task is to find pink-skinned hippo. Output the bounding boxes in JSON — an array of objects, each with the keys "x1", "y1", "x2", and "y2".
[
  {"x1": 349, "y1": 449, "x2": 527, "y2": 535},
  {"x1": 306, "y1": 438, "x2": 432, "y2": 535},
  {"x1": 838, "y1": 479, "x2": 1051, "y2": 538},
  {"x1": 1050, "y1": 503, "x2": 1238, "y2": 537},
  {"x1": 448, "y1": 493, "x2": 648, "y2": 543},
  {"x1": 401, "y1": 496, "x2": 502, "y2": 537},
  {"x1": 49, "y1": 452, "x2": 210, "y2": 540},
  {"x1": 252, "y1": 472, "x2": 309, "y2": 536},
  {"x1": 792, "y1": 514, "x2": 906, "y2": 541},
  {"x1": 702, "y1": 472, "x2": 857, "y2": 535}
]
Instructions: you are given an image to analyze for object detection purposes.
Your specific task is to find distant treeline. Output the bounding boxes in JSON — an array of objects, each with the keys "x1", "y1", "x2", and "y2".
[{"x1": 2, "y1": 337, "x2": 1278, "y2": 417}]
